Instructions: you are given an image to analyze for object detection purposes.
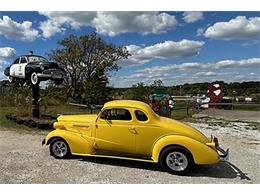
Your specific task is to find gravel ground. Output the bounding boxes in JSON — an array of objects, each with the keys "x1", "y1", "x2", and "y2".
[
  {"x1": 193, "y1": 109, "x2": 260, "y2": 123},
  {"x1": 0, "y1": 118, "x2": 259, "y2": 184}
]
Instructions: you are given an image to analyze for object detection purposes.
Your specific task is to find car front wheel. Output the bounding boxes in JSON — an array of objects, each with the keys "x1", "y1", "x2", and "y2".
[
  {"x1": 30, "y1": 72, "x2": 39, "y2": 85},
  {"x1": 159, "y1": 146, "x2": 194, "y2": 175},
  {"x1": 50, "y1": 138, "x2": 71, "y2": 159}
]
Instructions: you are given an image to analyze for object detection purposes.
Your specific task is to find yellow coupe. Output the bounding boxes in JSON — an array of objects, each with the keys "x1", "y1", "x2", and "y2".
[{"x1": 42, "y1": 100, "x2": 228, "y2": 174}]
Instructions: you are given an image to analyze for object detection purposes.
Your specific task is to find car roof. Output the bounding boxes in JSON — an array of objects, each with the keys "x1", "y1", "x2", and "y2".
[
  {"x1": 17, "y1": 55, "x2": 47, "y2": 58},
  {"x1": 103, "y1": 100, "x2": 158, "y2": 120}
]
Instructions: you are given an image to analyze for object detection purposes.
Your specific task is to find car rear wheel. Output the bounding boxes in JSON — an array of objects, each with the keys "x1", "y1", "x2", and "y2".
[
  {"x1": 159, "y1": 146, "x2": 194, "y2": 175},
  {"x1": 50, "y1": 138, "x2": 71, "y2": 159},
  {"x1": 30, "y1": 72, "x2": 39, "y2": 85}
]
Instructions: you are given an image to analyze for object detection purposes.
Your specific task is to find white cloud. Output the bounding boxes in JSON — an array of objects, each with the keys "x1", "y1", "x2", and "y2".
[
  {"x1": 0, "y1": 47, "x2": 16, "y2": 59},
  {"x1": 123, "y1": 39, "x2": 205, "y2": 66},
  {"x1": 215, "y1": 58, "x2": 260, "y2": 69},
  {"x1": 111, "y1": 58, "x2": 260, "y2": 87},
  {"x1": 183, "y1": 12, "x2": 204, "y2": 23},
  {"x1": 39, "y1": 11, "x2": 97, "y2": 38},
  {"x1": 39, "y1": 11, "x2": 97, "y2": 29},
  {"x1": 38, "y1": 11, "x2": 178, "y2": 38},
  {"x1": 196, "y1": 27, "x2": 204, "y2": 36},
  {"x1": 0, "y1": 60, "x2": 6, "y2": 67},
  {"x1": 136, "y1": 58, "x2": 260, "y2": 74},
  {"x1": 93, "y1": 12, "x2": 177, "y2": 36},
  {"x1": 241, "y1": 39, "x2": 260, "y2": 47},
  {"x1": 204, "y1": 16, "x2": 260, "y2": 40},
  {"x1": 0, "y1": 16, "x2": 39, "y2": 42},
  {"x1": 195, "y1": 71, "x2": 217, "y2": 76},
  {"x1": 39, "y1": 20, "x2": 66, "y2": 39},
  {"x1": 0, "y1": 47, "x2": 16, "y2": 68}
]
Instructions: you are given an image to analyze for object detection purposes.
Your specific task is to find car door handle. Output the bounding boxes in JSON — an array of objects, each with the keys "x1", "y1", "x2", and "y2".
[{"x1": 128, "y1": 127, "x2": 137, "y2": 134}]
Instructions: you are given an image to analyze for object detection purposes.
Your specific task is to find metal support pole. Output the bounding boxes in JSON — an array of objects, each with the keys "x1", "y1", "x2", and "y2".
[{"x1": 32, "y1": 83, "x2": 40, "y2": 118}]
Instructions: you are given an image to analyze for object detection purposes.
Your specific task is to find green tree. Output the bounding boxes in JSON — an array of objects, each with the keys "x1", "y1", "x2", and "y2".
[
  {"x1": 3, "y1": 83, "x2": 32, "y2": 116},
  {"x1": 81, "y1": 72, "x2": 110, "y2": 105},
  {"x1": 151, "y1": 79, "x2": 167, "y2": 94},
  {"x1": 49, "y1": 32, "x2": 130, "y2": 103},
  {"x1": 125, "y1": 83, "x2": 151, "y2": 103}
]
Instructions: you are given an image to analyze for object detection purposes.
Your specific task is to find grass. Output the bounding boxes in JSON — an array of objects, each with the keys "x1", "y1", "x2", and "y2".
[
  {"x1": 0, "y1": 107, "x2": 18, "y2": 128},
  {"x1": 1, "y1": 102, "x2": 259, "y2": 130},
  {"x1": 0, "y1": 107, "x2": 34, "y2": 130},
  {"x1": 0, "y1": 105, "x2": 102, "y2": 130},
  {"x1": 42, "y1": 105, "x2": 101, "y2": 116},
  {"x1": 233, "y1": 104, "x2": 260, "y2": 111}
]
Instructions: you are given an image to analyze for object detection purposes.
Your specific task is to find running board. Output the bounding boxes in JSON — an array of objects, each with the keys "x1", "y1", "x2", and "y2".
[{"x1": 72, "y1": 153, "x2": 156, "y2": 163}]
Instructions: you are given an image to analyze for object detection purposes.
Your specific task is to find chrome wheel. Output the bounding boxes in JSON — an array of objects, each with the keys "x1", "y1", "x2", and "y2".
[
  {"x1": 31, "y1": 72, "x2": 38, "y2": 85},
  {"x1": 166, "y1": 151, "x2": 188, "y2": 172},
  {"x1": 51, "y1": 140, "x2": 68, "y2": 158}
]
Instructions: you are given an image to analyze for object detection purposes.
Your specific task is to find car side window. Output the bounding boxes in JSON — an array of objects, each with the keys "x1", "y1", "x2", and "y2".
[
  {"x1": 13, "y1": 58, "x2": 20, "y2": 64},
  {"x1": 135, "y1": 110, "x2": 148, "y2": 122},
  {"x1": 20, "y1": 57, "x2": 27, "y2": 63},
  {"x1": 100, "y1": 108, "x2": 132, "y2": 121}
]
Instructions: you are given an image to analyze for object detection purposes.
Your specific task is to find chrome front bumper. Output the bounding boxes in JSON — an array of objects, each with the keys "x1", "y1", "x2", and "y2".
[
  {"x1": 37, "y1": 69, "x2": 65, "y2": 79},
  {"x1": 37, "y1": 73, "x2": 63, "y2": 79}
]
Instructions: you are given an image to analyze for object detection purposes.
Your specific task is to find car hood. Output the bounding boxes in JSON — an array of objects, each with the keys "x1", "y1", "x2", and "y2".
[
  {"x1": 57, "y1": 114, "x2": 98, "y2": 123},
  {"x1": 28, "y1": 61, "x2": 62, "y2": 69},
  {"x1": 158, "y1": 116, "x2": 209, "y2": 144}
]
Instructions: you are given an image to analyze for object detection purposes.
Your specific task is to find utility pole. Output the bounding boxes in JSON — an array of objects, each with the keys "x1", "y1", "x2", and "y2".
[{"x1": 32, "y1": 83, "x2": 40, "y2": 118}]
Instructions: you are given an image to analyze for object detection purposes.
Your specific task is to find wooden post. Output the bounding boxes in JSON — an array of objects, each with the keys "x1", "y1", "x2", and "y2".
[
  {"x1": 186, "y1": 100, "x2": 190, "y2": 117},
  {"x1": 32, "y1": 83, "x2": 40, "y2": 118}
]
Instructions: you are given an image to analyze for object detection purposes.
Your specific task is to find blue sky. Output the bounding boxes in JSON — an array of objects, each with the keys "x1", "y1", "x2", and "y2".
[{"x1": 0, "y1": 11, "x2": 259, "y2": 87}]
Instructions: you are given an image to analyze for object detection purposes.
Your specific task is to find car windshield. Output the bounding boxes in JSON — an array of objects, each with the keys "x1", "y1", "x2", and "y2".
[{"x1": 27, "y1": 56, "x2": 48, "y2": 63}]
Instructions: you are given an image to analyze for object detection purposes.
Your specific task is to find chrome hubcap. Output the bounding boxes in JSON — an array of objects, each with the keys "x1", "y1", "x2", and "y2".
[
  {"x1": 52, "y1": 141, "x2": 67, "y2": 157},
  {"x1": 166, "y1": 152, "x2": 188, "y2": 171},
  {"x1": 31, "y1": 73, "x2": 38, "y2": 84}
]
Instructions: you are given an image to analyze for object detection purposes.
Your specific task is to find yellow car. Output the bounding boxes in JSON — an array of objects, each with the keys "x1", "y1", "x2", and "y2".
[{"x1": 42, "y1": 100, "x2": 228, "y2": 174}]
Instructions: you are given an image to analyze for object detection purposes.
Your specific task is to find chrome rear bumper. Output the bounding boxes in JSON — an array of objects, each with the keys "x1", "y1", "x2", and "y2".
[
  {"x1": 217, "y1": 146, "x2": 229, "y2": 161},
  {"x1": 208, "y1": 135, "x2": 229, "y2": 161}
]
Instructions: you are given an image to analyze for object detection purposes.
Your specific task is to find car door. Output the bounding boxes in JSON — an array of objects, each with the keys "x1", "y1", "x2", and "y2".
[
  {"x1": 95, "y1": 108, "x2": 136, "y2": 156},
  {"x1": 133, "y1": 109, "x2": 163, "y2": 157},
  {"x1": 18, "y1": 57, "x2": 27, "y2": 78}
]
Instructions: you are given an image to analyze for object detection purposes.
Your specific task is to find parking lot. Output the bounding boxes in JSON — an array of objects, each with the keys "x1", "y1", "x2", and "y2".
[{"x1": 0, "y1": 118, "x2": 259, "y2": 184}]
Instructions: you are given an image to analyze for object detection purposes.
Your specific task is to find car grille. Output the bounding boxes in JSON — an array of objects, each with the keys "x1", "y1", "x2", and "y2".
[{"x1": 42, "y1": 69, "x2": 65, "y2": 76}]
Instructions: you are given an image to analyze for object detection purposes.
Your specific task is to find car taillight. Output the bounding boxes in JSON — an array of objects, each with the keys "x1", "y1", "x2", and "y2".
[{"x1": 213, "y1": 137, "x2": 219, "y2": 147}]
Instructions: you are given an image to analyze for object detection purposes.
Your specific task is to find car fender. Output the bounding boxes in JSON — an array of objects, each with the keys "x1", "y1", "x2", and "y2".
[
  {"x1": 9, "y1": 65, "x2": 16, "y2": 77},
  {"x1": 45, "y1": 129, "x2": 95, "y2": 155},
  {"x1": 152, "y1": 135, "x2": 220, "y2": 165}
]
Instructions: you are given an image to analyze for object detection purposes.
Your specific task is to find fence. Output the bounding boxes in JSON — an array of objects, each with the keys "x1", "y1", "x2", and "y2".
[
  {"x1": 41, "y1": 100, "x2": 260, "y2": 120},
  {"x1": 171, "y1": 100, "x2": 260, "y2": 119}
]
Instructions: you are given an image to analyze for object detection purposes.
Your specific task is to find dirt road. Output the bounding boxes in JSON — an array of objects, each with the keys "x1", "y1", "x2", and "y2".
[{"x1": 0, "y1": 118, "x2": 259, "y2": 183}]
